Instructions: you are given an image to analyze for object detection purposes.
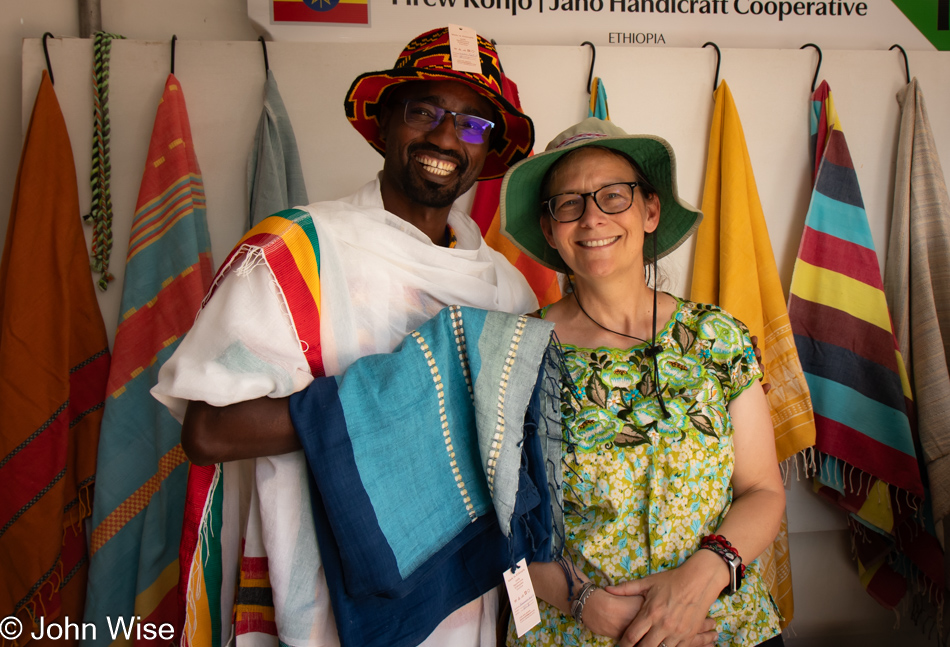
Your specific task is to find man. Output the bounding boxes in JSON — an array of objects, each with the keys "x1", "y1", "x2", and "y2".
[{"x1": 153, "y1": 27, "x2": 537, "y2": 647}]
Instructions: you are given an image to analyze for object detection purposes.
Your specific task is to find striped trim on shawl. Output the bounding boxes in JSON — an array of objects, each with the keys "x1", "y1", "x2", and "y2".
[{"x1": 179, "y1": 208, "x2": 322, "y2": 647}]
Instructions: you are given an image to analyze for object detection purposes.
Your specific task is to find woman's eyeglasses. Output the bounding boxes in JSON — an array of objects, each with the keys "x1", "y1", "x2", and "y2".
[
  {"x1": 402, "y1": 100, "x2": 495, "y2": 145},
  {"x1": 543, "y1": 182, "x2": 641, "y2": 222}
]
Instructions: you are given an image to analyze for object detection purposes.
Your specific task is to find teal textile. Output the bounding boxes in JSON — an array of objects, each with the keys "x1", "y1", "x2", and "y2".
[
  {"x1": 248, "y1": 69, "x2": 308, "y2": 229},
  {"x1": 291, "y1": 304, "x2": 562, "y2": 589}
]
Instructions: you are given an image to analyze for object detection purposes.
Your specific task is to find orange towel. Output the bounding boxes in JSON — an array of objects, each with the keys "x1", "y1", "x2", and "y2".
[{"x1": 0, "y1": 71, "x2": 110, "y2": 647}]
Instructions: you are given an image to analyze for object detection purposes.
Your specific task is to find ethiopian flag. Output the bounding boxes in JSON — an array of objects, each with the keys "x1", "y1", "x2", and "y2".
[{"x1": 272, "y1": 0, "x2": 369, "y2": 25}]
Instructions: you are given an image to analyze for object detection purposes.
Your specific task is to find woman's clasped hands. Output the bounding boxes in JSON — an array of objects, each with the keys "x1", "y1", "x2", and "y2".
[{"x1": 603, "y1": 549, "x2": 726, "y2": 647}]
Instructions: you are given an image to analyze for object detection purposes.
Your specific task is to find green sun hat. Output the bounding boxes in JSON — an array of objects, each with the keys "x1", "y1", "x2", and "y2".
[{"x1": 500, "y1": 117, "x2": 702, "y2": 273}]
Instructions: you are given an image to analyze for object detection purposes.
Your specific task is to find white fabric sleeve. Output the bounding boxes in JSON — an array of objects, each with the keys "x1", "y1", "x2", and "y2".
[{"x1": 151, "y1": 255, "x2": 314, "y2": 422}]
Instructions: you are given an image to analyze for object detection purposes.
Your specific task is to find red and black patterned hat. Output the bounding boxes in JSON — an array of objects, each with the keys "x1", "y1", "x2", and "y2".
[{"x1": 344, "y1": 27, "x2": 534, "y2": 180}]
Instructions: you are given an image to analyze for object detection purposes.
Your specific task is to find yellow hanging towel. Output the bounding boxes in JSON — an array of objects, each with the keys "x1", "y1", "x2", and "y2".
[{"x1": 691, "y1": 80, "x2": 818, "y2": 627}]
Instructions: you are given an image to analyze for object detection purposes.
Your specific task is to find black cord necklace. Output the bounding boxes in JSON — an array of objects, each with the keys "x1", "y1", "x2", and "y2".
[
  {"x1": 568, "y1": 233, "x2": 670, "y2": 418},
  {"x1": 570, "y1": 278, "x2": 659, "y2": 352}
]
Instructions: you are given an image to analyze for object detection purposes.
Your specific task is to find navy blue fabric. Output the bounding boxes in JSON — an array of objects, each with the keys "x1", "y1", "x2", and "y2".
[
  {"x1": 290, "y1": 375, "x2": 403, "y2": 594},
  {"x1": 289, "y1": 359, "x2": 555, "y2": 647}
]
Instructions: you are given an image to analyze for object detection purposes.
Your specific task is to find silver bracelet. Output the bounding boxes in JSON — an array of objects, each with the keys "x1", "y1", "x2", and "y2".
[{"x1": 570, "y1": 580, "x2": 598, "y2": 626}]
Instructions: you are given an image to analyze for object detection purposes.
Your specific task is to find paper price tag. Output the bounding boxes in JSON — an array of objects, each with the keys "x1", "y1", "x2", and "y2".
[
  {"x1": 447, "y1": 24, "x2": 482, "y2": 74},
  {"x1": 502, "y1": 558, "x2": 541, "y2": 637}
]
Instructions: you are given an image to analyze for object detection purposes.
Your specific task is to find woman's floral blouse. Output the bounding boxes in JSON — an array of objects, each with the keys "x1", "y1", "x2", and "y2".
[{"x1": 510, "y1": 297, "x2": 781, "y2": 647}]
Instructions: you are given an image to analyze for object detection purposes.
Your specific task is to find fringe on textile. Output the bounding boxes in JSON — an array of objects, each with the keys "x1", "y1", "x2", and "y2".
[
  {"x1": 3, "y1": 482, "x2": 95, "y2": 647},
  {"x1": 780, "y1": 445, "x2": 817, "y2": 486},
  {"x1": 182, "y1": 465, "x2": 221, "y2": 647}
]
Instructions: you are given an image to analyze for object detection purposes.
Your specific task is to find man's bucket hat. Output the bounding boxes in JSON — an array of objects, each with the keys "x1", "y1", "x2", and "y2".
[
  {"x1": 344, "y1": 27, "x2": 535, "y2": 180},
  {"x1": 500, "y1": 117, "x2": 702, "y2": 273}
]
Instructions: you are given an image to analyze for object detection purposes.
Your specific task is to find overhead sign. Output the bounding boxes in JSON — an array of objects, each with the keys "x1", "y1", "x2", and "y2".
[{"x1": 250, "y1": 0, "x2": 943, "y2": 49}]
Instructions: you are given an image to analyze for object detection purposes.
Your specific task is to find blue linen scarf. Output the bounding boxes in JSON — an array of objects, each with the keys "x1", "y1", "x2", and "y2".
[{"x1": 290, "y1": 305, "x2": 563, "y2": 647}]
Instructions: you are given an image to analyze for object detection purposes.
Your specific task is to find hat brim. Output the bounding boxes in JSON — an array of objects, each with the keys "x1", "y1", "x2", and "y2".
[
  {"x1": 500, "y1": 134, "x2": 702, "y2": 273},
  {"x1": 345, "y1": 68, "x2": 534, "y2": 180}
]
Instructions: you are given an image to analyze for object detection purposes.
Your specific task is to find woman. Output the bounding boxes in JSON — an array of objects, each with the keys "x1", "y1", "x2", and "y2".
[{"x1": 500, "y1": 118, "x2": 785, "y2": 647}]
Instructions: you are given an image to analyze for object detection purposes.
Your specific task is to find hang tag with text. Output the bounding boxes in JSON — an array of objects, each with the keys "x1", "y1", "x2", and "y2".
[
  {"x1": 447, "y1": 24, "x2": 482, "y2": 74},
  {"x1": 502, "y1": 558, "x2": 541, "y2": 637}
]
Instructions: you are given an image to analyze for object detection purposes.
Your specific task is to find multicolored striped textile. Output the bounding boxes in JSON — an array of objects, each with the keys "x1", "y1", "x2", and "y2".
[
  {"x1": 788, "y1": 80, "x2": 943, "y2": 609},
  {"x1": 179, "y1": 209, "x2": 321, "y2": 647},
  {"x1": 83, "y1": 74, "x2": 213, "y2": 644},
  {"x1": 0, "y1": 71, "x2": 110, "y2": 647},
  {"x1": 691, "y1": 80, "x2": 816, "y2": 626},
  {"x1": 470, "y1": 74, "x2": 560, "y2": 307},
  {"x1": 588, "y1": 76, "x2": 609, "y2": 121}
]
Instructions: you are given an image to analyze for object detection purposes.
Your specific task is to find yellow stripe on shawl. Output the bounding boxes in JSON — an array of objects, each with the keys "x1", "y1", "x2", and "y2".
[
  {"x1": 895, "y1": 352, "x2": 913, "y2": 400},
  {"x1": 136, "y1": 559, "x2": 180, "y2": 620},
  {"x1": 823, "y1": 91, "x2": 844, "y2": 133},
  {"x1": 105, "y1": 560, "x2": 180, "y2": 647},
  {"x1": 857, "y1": 480, "x2": 896, "y2": 533},
  {"x1": 238, "y1": 214, "x2": 322, "y2": 318},
  {"x1": 184, "y1": 541, "x2": 213, "y2": 647},
  {"x1": 791, "y1": 261, "x2": 893, "y2": 332}
]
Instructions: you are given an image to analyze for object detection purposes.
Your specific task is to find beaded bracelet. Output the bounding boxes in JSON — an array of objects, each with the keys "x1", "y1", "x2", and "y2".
[{"x1": 700, "y1": 534, "x2": 745, "y2": 595}]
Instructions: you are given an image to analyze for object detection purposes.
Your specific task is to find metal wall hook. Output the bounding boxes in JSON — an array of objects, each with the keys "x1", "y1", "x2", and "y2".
[
  {"x1": 889, "y1": 44, "x2": 910, "y2": 84},
  {"x1": 702, "y1": 41, "x2": 721, "y2": 92},
  {"x1": 259, "y1": 36, "x2": 270, "y2": 73},
  {"x1": 171, "y1": 34, "x2": 177, "y2": 75},
  {"x1": 42, "y1": 32, "x2": 55, "y2": 85},
  {"x1": 581, "y1": 41, "x2": 596, "y2": 93},
  {"x1": 800, "y1": 43, "x2": 822, "y2": 92}
]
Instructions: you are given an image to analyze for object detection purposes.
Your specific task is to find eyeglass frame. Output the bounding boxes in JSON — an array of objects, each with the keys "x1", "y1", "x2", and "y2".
[
  {"x1": 400, "y1": 99, "x2": 496, "y2": 145},
  {"x1": 542, "y1": 181, "x2": 641, "y2": 222}
]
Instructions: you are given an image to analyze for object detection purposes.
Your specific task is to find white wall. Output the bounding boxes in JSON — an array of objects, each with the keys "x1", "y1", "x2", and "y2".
[{"x1": 6, "y1": 3, "x2": 950, "y2": 644}]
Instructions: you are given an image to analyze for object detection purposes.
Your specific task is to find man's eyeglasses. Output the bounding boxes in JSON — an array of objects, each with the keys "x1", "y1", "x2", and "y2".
[
  {"x1": 402, "y1": 99, "x2": 495, "y2": 145},
  {"x1": 543, "y1": 182, "x2": 641, "y2": 222}
]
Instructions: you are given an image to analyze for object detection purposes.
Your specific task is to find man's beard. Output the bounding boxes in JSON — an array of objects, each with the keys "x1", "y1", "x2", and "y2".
[{"x1": 400, "y1": 145, "x2": 472, "y2": 209}]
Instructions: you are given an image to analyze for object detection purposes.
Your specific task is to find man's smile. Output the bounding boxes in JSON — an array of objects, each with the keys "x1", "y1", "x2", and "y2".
[{"x1": 415, "y1": 154, "x2": 458, "y2": 177}]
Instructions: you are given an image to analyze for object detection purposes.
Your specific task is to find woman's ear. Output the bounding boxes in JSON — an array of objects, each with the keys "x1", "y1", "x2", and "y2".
[
  {"x1": 540, "y1": 214, "x2": 557, "y2": 249},
  {"x1": 643, "y1": 194, "x2": 661, "y2": 234}
]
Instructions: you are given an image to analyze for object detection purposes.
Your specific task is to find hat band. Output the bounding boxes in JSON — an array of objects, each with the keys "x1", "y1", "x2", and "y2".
[{"x1": 556, "y1": 132, "x2": 608, "y2": 149}]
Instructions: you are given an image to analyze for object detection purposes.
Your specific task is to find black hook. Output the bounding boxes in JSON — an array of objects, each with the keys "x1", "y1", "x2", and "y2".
[
  {"x1": 171, "y1": 35, "x2": 177, "y2": 75},
  {"x1": 889, "y1": 44, "x2": 910, "y2": 85},
  {"x1": 581, "y1": 41, "x2": 596, "y2": 94},
  {"x1": 800, "y1": 43, "x2": 822, "y2": 92},
  {"x1": 42, "y1": 32, "x2": 55, "y2": 85},
  {"x1": 702, "y1": 42, "x2": 721, "y2": 92},
  {"x1": 259, "y1": 36, "x2": 270, "y2": 73}
]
